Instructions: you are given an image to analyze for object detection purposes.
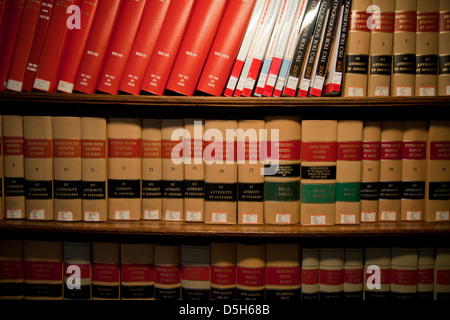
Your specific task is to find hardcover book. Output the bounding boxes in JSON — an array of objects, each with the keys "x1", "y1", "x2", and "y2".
[
  {"x1": 236, "y1": 243, "x2": 266, "y2": 300},
  {"x1": 438, "y1": 0, "x2": 450, "y2": 95},
  {"x1": 319, "y1": 247, "x2": 345, "y2": 300},
  {"x1": 434, "y1": 247, "x2": 450, "y2": 300},
  {"x1": 418, "y1": 247, "x2": 434, "y2": 299},
  {"x1": 63, "y1": 241, "x2": 91, "y2": 300},
  {"x1": 301, "y1": 247, "x2": 320, "y2": 301},
  {"x1": 364, "y1": 247, "x2": 391, "y2": 300},
  {"x1": 343, "y1": 247, "x2": 364, "y2": 300},
  {"x1": 210, "y1": 242, "x2": 237, "y2": 300},
  {"x1": 0, "y1": 239, "x2": 24, "y2": 299},
  {"x1": 92, "y1": 242, "x2": 120, "y2": 300},
  {"x1": 181, "y1": 244, "x2": 211, "y2": 300},
  {"x1": 154, "y1": 243, "x2": 181, "y2": 300},
  {"x1": 391, "y1": 247, "x2": 418, "y2": 300}
]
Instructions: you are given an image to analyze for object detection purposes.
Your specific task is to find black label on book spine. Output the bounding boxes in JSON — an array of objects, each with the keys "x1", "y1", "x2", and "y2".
[
  {"x1": 393, "y1": 54, "x2": 416, "y2": 74},
  {"x1": 416, "y1": 55, "x2": 438, "y2": 74},
  {"x1": 4, "y1": 177, "x2": 25, "y2": 197},
  {"x1": 379, "y1": 181, "x2": 402, "y2": 199},
  {"x1": 211, "y1": 288, "x2": 236, "y2": 300},
  {"x1": 108, "y1": 179, "x2": 140, "y2": 199},
  {"x1": 268, "y1": 164, "x2": 301, "y2": 178},
  {"x1": 142, "y1": 180, "x2": 162, "y2": 198},
  {"x1": 439, "y1": 55, "x2": 450, "y2": 74},
  {"x1": 205, "y1": 183, "x2": 237, "y2": 202},
  {"x1": 301, "y1": 166, "x2": 337, "y2": 180},
  {"x1": 0, "y1": 282, "x2": 23, "y2": 297},
  {"x1": 184, "y1": 180, "x2": 205, "y2": 198},
  {"x1": 82, "y1": 181, "x2": 106, "y2": 199},
  {"x1": 24, "y1": 283, "x2": 62, "y2": 298},
  {"x1": 238, "y1": 182, "x2": 264, "y2": 202},
  {"x1": 121, "y1": 285, "x2": 154, "y2": 299},
  {"x1": 401, "y1": 181, "x2": 425, "y2": 199},
  {"x1": 336, "y1": 0, "x2": 351, "y2": 70},
  {"x1": 236, "y1": 289, "x2": 265, "y2": 301},
  {"x1": 266, "y1": 288, "x2": 301, "y2": 301},
  {"x1": 155, "y1": 287, "x2": 180, "y2": 300},
  {"x1": 64, "y1": 284, "x2": 91, "y2": 300},
  {"x1": 25, "y1": 180, "x2": 52, "y2": 199},
  {"x1": 54, "y1": 180, "x2": 82, "y2": 199},
  {"x1": 370, "y1": 55, "x2": 393, "y2": 75},
  {"x1": 428, "y1": 182, "x2": 450, "y2": 200},
  {"x1": 92, "y1": 284, "x2": 119, "y2": 299},
  {"x1": 360, "y1": 182, "x2": 380, "y2": 200},
  {"x1": 345, "y1": 55, "x2": 369, "y2": 74},
  {"x1": 182, "y1": 288, "x2": 210, "y2": 300},
  {"x1": 162, "y1": 180, "x2": 184, "y2": 198}
]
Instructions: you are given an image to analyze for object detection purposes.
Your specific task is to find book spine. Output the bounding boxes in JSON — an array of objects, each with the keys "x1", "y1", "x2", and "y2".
[
  {"x1": 91, "y1": 242, "x2": 120, "y2": 300},
  {"x1": 236, "y1": 243, "x2": 266, "y2": 300},
  {"x1": 301, "y1": 247, "x2": 320, "y2": 300},
  {"x1": 154, "y1": 244, "x2": 181, "y2": 300},
  {"x1": 181, "y1": 244, "x2": 211, "y2": 300},
  {"x1": 210, "y1": 242, "x2": 237, "y2": 300},
  {"x1": 0, "y1": 239, "x2": 24, "y2": 299},
  {"x1": 418, "y1": 247, "x2": 434, "y2": 299},
  {"x1": 364, "y1": 247, "x2": 391, "y2": 300},
  {"x1": 434, "y1": 248, "x2": 450, "y2": 300},
  {"x1": 63, "y1": 241, "x2": 91, "y2": 300},
  {"x1": 343, "y1": 248, "x2": 364, "y2": 300},
  {"x1": 438, "y1": 0, "x2": 450, "y2": 95},
  {"x1": 319, "y1": 247, "x2": 345, "y2": 300},
  {"x1": 391, "y1": 247, "x2": 419, "y2": 300}
]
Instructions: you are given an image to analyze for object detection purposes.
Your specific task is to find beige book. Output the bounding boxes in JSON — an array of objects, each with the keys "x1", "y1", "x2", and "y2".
[
  {"x1": 107, "y1": 118, "x2": 142, "y2": 220},
  {"x1": 53, "y1": 117, "x2": 82, "y2": 221},
  {"x1": 2, "y1": 115, "x2": 25, "y2": 219},
  {"x1": 236, "y1": 243, "x2": 265, "y2": 300},
  {"x1": 63, "y1": 241, "x2": 91, "y2": 300},
  {"x1": 319, "y1": 247, "x2": 345, "y2": 300},
  {"x1": 364, "y1": 247, "x2": 391, "y2": 300},
  {"x1": 418, "y1": 247, "x2": 435, "y2": 299},
  {"x1": 210, "y1": 242, "x2": 236, "y2": 300},
  {"x1": 0, "y1": 239, "x2": 24, "y2": 299},
  {"x1": 391, "y1": 247, "x2": 418, "y2": 299},
  {"x1": 343, "y1": 247, "x2": 364, "y2": 300},
  {"x1": 154, "y1": 244, "x2": 181, "y2": 300},
  {"x1": 23, "y1": 116, "x2": 53, "y2": 220},
  {"x1": 142, "y1": 119, "x2": 162, "y2": 220},
  {"x1": 438, "y1": 0, "x2": 450, "y2": 95},
  {"x1": 81, "y1": 117, "x2": 107, "y2": 222},
  {"x1": 301, "y1": 247, "x2": 320, "y2": 301},
  {"x1": 92, "y1": 242, "x2": 120, "y2": 300},
  {"x1": 335, "y1": 120, "x2": 363, "y2": 224},
  {"x1": 434, "y1": 247, "x2": 450, "y2": 300},
  {"x1": 181, "y1": 244, "x2": 210, "y2": 300}
]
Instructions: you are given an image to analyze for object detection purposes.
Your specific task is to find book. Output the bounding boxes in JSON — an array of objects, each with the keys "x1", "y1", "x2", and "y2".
[
  {"x1": 301, "y1": 120, "x2": 338, "y2": 226},
  {"x1": 265, "y1": 243, "x2": 301, "y2": 301},
  {"x1": 120, "y1": 243, "x2": 155, "y2": 300},
  {"x1": 264, "y1": 116, "x2": 301, "y2": 225},
  {"x1": 343, "y1": 247, "x2": 364, "y2": 300},
  {"x1": 335, "y1": 120, "x2": 363, "y2": 224},
  {"x1": 319, "y1": 247, "x2": 344, "y2": 300},
  {"x1": 63, "y1": 241, "x2": 91, "y2": 300},
  {"x1": 0, "y1": 116, "x2": 2, "y2": 218},
  {"x1": 154, "y1": 243, "x2": 181, "y2": 300},
  {"x1": 364, "y1": 247, "x2": 391, "y2": 300},
  {"x1": 161, "y1": 119, "x2": 184, "y2": 222},
  {"x1": 210, "y1": 242, "x2": 236, "y2": 300},
  {"x1": 391, "y1": 0, "x2": 417, "y2": 97},
  {"x1": 401, "y1": 121, "x2": 427, "y2": 221},
  {"x1": 73, "y1": 0, "x2": 122, "y2": 94},
  {"x1": 81, "y1": 117, "x2": 107, "y2": 222},
  {"x1": 415, "y1": 0, "x2": 440, "y2": 96},
  {"x1": 52, "y1": 116, "x2": 82, "y2": 221},
  {"x1": 434, "y1": 247, "x2": 450, "y2": 300},
  {"x1": 418, "y1": 247, "x2": 434, "y2": 299},
  {"x1": 183, "y1": 119, "x2": 204, "y2": 223},
  {"x1": 425, "y1": 120, "x2": 450, "y2": 222},
  {"x1": 118, "y1": 0, "x2": 171, "y2": 95},
  {"x1": 2, "y1": 115, "x2": 26, "y2": 219},
  {"x1": 140, "y1": 0, "x2": 196, "y2": 96},
  {"x1": 236, "y1": 243, "x2": 266, "y2": 300},
  {"x1": 24, "y1": 240, "x2": 63, "y2": 300},
  {"x1": 237, "y1": 119, "x2": 265, "y2": 225},
  {"x1": 367, "y1": 0, "x2": 395, "y2": 97},
  {"x1": 91, "y1": 242, "x2": 120, "y2": 300},
  {"x1": 165, "y1": 0, "x2": 228, "y2": 96},
  {"x1": 33, "y1": 0, "x2": 76, "y2": 92},
  {"x1": 6, "y1": 0, "x2": 42, "y2": 92},
  {"x1": 180, "y1": 244, "x2": 211, "y2": 300},
  {"x1": 379, "y1": 121, "x2": 404, "y2": 222},
  {"x1": 142, "y1": 118, "x2": 162, "y2": 221},
  {"x1": 391, "y1": 247, "x2": 418, "y2": 300},
  {"x1": 196, "y1": 0, "x2": 257, "y2": 96},
  {"x1": 23, "y1": 116, "x2": 53, "y2": 221},
  {"x1": 96, "y1": 0, "x2": 147, "y2": 95},
  {"x1": 343, "y1": 0, "x2": 371, "y2": 97},
  {"x1": 301, "y1": 247, "x2": 320, "y2": 301},
  {"x1": 204, "y1": 119, "x2": 238, "y2": 225},
  {"x1": 107, "y1": 118, "x2": 142, "y2": 221},
  {"x1": 0, "y1": 239, "x2": 24, "y2": 299},
  {"x1": 438, "y1": 0, "x2": 450, "y2": 95},
  {"x1": 360, "y1": 121, "x2": 381, "y2": 223},
  {"x1": 57, "y1": 0, "x2": 98, "y2": 93}
]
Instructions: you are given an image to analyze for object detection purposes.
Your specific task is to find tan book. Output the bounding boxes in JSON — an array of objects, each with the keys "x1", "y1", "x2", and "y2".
[
  {"x1": 81, "y1": 117, "x2": 107, "y2": 222},
  {"x1": 24, "y1": 240, "x2": 63, "y2": 300},
  {"x1": 391, "y1": 247, "x2": 418, "y2": 300},
  {"x1": 204, "y1": 119, "x2": 238, "y2": 224},
  {"x1": 265, "y1": 243, "x2": 301, "y2": 301},
  {"x1": 301, "y1": 120, "x2": 338, "y2": 226},
  {"x1": 210, "y1": 242, "x2": 236, "y2": 300},
  {"x1": 392, "y1": 0, "x2": 417, "y2": 97},
  {"x1": 434, "y1": 247, "x2": 450, "y2": 300},
  {"x1": 154, "y1": 243, "x2": 181, "y2": 300},
  {"x1": 368, "y1": 0, "x2": 395, "y2": 97},
  {"x1": 319, "y1": 247, "x2": 345, "y2": 300},
  {"x1": 379, "y1": 121, "x2": 403, "y2": 222},
  {"x1": 0, "y1": 239, "x2": 24, "y2": 299},
  {"x1": 438, "y1": 0, "x2": 450, "y2": 95},
  {"x1": 264, "y1": 116, "x2": 301, "y2": 225},
  {"x1": 92, "y1": 242, "x2": 120, "y2": 300},
  {"x1": 2, "y1": 115, "x2": 25, "y2": 219},
  {"x1": 401, "y1": 121, "x2": 428, "y2": 221},
  {"x1": 236, "y1": 243, "x2": 265, "y2": 300},
  {"x1": 63, "y1": 241, "x2": 91, "y2": 300},
  {"x1": 161, "y1": 119, "x2": 184, "y2": 221},
  {"x1": 181, "y1": 244, "x2": 210, "y2": 300},
  {"x1": 142, "y1": 119, "x2": 162, "y2": 220},
  {"x1": 53, "y1": 117, "x2": 82, "y2": 221},
  {"x1": 425, "y1": 120, "x2": 450, "y2": 222},
  {"x1": 418, "y1": 247, "x2": 435, "y2": 299},
  {"x1": 23, "y1": 116, "x2": 53, "y2": 220},
  {"x1": 416, "y1": 0, "x2": 440, "y2": 96},
  {"x1": 343, "y1": 247, "x2": 364, "y2": 300},
  {"x1": 120, "y1": 243, "x2": 155, "y2": 300},
  {"x1": 335, "y1": 120, "x2": 363, "y2": 224},
  {"x1": 238, "y1": 119, "x2": 265, "y2": 225},
  {"x1": 107, "y1": 118, "x2": 142, "y2": 220},
  {"x1": 184, "y1": 119, "x2": 205, "y2": 222},
  {"x1": 301, "y1": 247, "x2": 320, "y2": 301},
  {"x1": 343, "y1": 0, "x2": 372, "y2": 97},
  {"x1": 360, "y1": 121, "x2": 381, "y2": 222},
  {"x1": 364, "y1": 247, "x2": 391, "y2": 300}
]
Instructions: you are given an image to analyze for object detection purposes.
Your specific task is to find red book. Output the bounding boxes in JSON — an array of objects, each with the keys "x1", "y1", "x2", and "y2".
[
  {"x1": 140, "y1": 0, "x2": 196, "y2": 96},
  {"x1": 118, "y1": 0, "x2": 171, "y2": 95},
  {"x1": 96, "y1": 0, "x2": 147, "y2": 95},
  {"x1": 22, "y1": 0, "x2": 54, "y2": 92},
  {"x1": 33, "y1": 0, "x2": 76, "y2": 92},
  {"x1": 0, "y1": 0, "x2": 25, "y2": 91},
  {"x1": 6, "y1": 0, "x2": 43, "y2": 92},
  {"x1": 165, "y1": 0, "x2": 228, "y2": 96},
  {"x1": 196, "y1": 0, "x2": 256, "y2": 97},
  {"x1": 57, "y1": 0, "x2": 98, "y2": 93},
  {"x1": 73, "y1": 0, "x2": 122, "y2": 94},
  {"x1": 0, "y1": 0, "x2": 13, "y2": 73}
]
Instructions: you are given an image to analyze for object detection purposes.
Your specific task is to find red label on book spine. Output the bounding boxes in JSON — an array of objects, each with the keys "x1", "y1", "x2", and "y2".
[
  {"x1": 366, "y1": 268, "x2": 391, "y2": 285},
  {"x1": 25, "y1": 261, "x2": 63, "y2": 281},
  {"x1": 266, "y1": 266, "x2": 301, "y2": 286},
  {"x1": 417, "y1": 13, "x2": 439, "y2": 33},
  {"x1": 402, "y1": 141, "x2": 426, "y2": 160},
  {"x1": 302, "y1": 142, "x2": 337, "y2": 162},
  {"x1": 82, "y1": 140, "x2": 106, "y2": 159},
  {"x1": 371, "y1": 13, "x2": 395, "y2": 33},
  {"x1": 302, "y1": 268, "x2": 319, "y2": 285},
  {"x1": 437, "y1": 270, "x2": 450, "y2": 285},
  {"x1": 108, "y1": 139, "x2": 141, "y2": 158},
  {"x1": 184, "y1": 139, "x2": 205, "y2": 160},
  {"x1": 53, "y1": 139, "x2": 82, "y2": 158},
  {"x1": 3, "y1": 136, "x2": 24, "y2": 156},
  {"x1": 391, "y1": 269, "x2": 418, "y2": 286},
  {"x1": 161, "y1": 140, "x2": 184, "y2": 159},
  {"x1": 430, "y1": 142, "x2": 450, "y2": 160},
  {"x1": 155, "y1": 265, "x2": 181, "y2": 285},
  {"x1": 395, "y1": 11, "x2": 417, "y2": 32},
  {"x1": 338, "y1": 142, "x2": 363, "y2": 161},
  {"x1": 237, "y1": 266, "x2": 265, "y2": 287},
  {"x1": 92, "y1": 263, "x2": 120, "y2": 282},
  {"x1": 320, "y1": 269, "x2": 344, "y2": 285},
  {"x1": 349, "y1": 11, "x2": 371, "y2": 32},
  {"x1": 344, "y1": 268, "x2": 364, "y2": 284},
  {"x1": 211, "y1": 265, "x2": 236, "y2": 286},
  {"x1": 204, "y1": 141, "x2": 237, "y2": 162},
  {"x1": 363, "y1": 142, "x2": 381, "y2": 160},
  {"x1": 64, "y1": 263, "x2": 91, "y2": 279},
  {"x1": 121, "y1": 264, "x2": 155, "y2": 282},
  {"x1": 142, "y1": 140, "x2": 162, "y2": 159},
  {"x1": 182, "y1": 266, "x2": 210, "y2": 281},
  {"x1": 24, "y1": 139, "x2": 52, "y2": 158},
  {"x1": 381, "y1": 141, "x2": 403, "y2": 160},
  {"x1": 0, "y1": 260, "x2": 24, "y2": 280},
  {"x1": 440, "y1": 12, "x2": 450, "y2": 32},
  {"x1": 418, "y1": 268, "x2": 434, "y2": 285}
]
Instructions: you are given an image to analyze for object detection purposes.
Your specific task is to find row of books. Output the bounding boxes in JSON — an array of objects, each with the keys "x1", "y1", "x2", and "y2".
[
  {"x1": 0, "y1": 115, "x2": 449, "y2": 225},
  {"x1": 1, "y1": 240, "x2": 449, "y2": 301},
  {"x1": 0, "y1": 0, "x2": 449, "y2": 97}
]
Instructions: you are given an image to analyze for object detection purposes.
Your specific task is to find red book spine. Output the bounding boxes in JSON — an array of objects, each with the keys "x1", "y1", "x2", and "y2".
[
  {"x1": 72, "y1": 0, "x2": 122, "y2": 94},
  {"x1": 22, "y1": 0, "x2": 54, "y2": 92},
  {"x1": 0, "y1": 0, "x2": 25, "y2": 91},
  {"x1": 57, "y1": 0, "x2": 98, "y2": 93},
  {"x1": 6, "y1": 0, "x2": 42, "y2": 92},
  {"x1": 195, "y1": 0, "x2": 256, "y2": 97},
  {"x1": 165, "y1": 0, "x2": 228, "y2": 96},
  {"x1": 0, "y1": 0, "x2": 12, "y2": 56},
  {"x1": 32, "y1": 0, "x2": 76, "y2": 92},
  {"x1": 96, "y1": 0, "x2": 147, "y2": 95},
  {"x1": 118, "y1": 0, "x2": 171, "y2": 95},
  {"x1": 140, "y1": 0, "x2": 196, "y2": 96}
]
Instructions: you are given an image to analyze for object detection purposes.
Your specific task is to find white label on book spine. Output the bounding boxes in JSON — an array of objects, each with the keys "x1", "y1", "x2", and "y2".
[
  {"x1": 406, "y1": 211, "x2": 421, "y2": 221},
  {"x1": 436, "y1": 211, "x2": 450, "y2": 221},
  {"x1": 446, "y1": 85, "x2": 450, "y2": 96},
  {"x1": 6, "y1": 79, "x2": 23, "y2": 92},
  {"x1": 310, "y1": 215, "x2": 326, "y2": 225},
  {"x1": 242, "y1": 213, "x2": 259, "y2": 224},
  {"x1": 276, "y1": 213, "x2": 291, "y2": 224},
  {"x1": 58, "y1": 211, "x2": 73, "y2": 221},
  {"x1": 340, "y1": 214, "x2": 356, "y2": 224},
  {"x1": 395, "y1": 86, "x2": 412, "y2": 96},
  {"x1": 381, "y1": 211, "x2": 396, "y2": 221},
  {"x1": 115, "y1": 210, "x2": 131, "y2": 220},
  {"x1": 361, "y1": 211, "x2": 376, "y2": 222},
  {"x1": 6, "y1": 209, "x2": 22, "y2": 219},
  {"x1": 84, "y1": 211, "x2": 100, "y2": 221},
  {"x1": 299, "y1": 78, "x2": 310, "y2": 93},
  {"x1": 375, "y1": 86, "x2": 389, "y2": 96},
  {"x1": 212, "y1": 212, "x2": 228, "y2": 223},
  {"x1": 33, "y1": 78, "x2": 51, "y2": 92},
  {"x1": 347, "y1": 87, "x2": 364, "y2": 97},
  {"x1": 165, "y1": 210, "x2": 181, "y2": 221},
  {"x1": 419, "y1": 87, "x2": 435, "y2": 96},
  {"x1": 186, "y1": 211, "x2": 202, "y2": 222},
  {"x1": 57, "y1": 80, "x2": 74, "y2": 93},
  {"x1": 144, "y1": 210, "x2": 160, "y2": 220},
  {"x1": 29, "y1": 209, "x2": 45, "y2": 220}
]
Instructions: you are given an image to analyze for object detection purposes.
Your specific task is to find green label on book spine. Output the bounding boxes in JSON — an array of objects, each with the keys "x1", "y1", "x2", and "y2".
[
  {"x1": 301, "y1": 183, "x2": 336, "y2": 203},
  {"x1": 265, "y1": 181, "x2": 300, "y2": 202},
  {"x1": 336, "y1": 182, "x2": 360, "y2": 202}
]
